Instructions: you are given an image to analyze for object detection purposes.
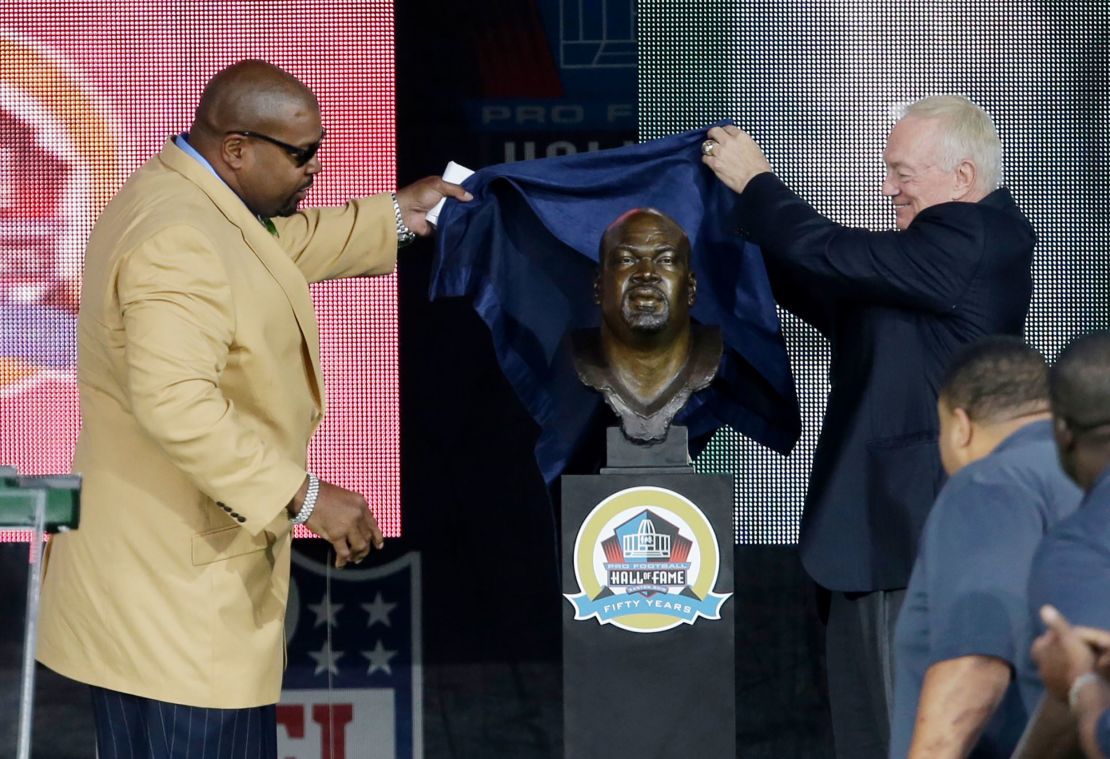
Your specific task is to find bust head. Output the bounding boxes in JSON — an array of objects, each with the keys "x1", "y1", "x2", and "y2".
[
  {"x1": 596, "y1": 208, "x2": 696, "y2": 348},
  {"x1": 574, "y1": 208, "x2": 721, "y2": 443}
]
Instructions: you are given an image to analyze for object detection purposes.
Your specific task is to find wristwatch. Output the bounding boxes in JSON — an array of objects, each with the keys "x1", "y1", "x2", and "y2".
[{"x1": 391, "y1": 192, "x2": 416, "y2": 246}]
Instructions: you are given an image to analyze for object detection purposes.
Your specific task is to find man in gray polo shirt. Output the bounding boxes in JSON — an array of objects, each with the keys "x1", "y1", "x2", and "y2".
[{"x1": 890, "y1": 337, "x2": 1082, "y2": 757}]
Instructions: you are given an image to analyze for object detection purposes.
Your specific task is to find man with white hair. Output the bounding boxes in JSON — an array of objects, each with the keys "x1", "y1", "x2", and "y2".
[{"x1": 703, "y1": 95, "x2": 1036, "y2": 757}]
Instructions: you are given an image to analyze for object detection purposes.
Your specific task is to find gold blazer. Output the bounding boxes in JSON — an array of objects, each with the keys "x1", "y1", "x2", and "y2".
[{"x1": 37, "y1": 139, "x2": 397, "y2": 708}]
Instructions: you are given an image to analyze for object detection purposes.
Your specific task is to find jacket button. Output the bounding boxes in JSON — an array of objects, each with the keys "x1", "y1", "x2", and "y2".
[{"x1": 236, "y1": 516, "x2": 246, "y2": 523}]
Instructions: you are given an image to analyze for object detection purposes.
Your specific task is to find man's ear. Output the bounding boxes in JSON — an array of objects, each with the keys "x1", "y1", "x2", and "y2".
[
  {"x1": 688, "y1": 272, "x2": 697, "y2": 306},
  {"x1": 952, "y1": 160, "x2": 977, "y2": 200},
  {"x1": 1053, "y1": 415, "x2": 1076, "y2": 456},
  {"x1": 1052, "y1": 415, "x2": 1080, "y2": 482},
  {"x1": 952, "y1": 406, "x2": 974, "y2": 449},
  {"x1": 221, "y1": 134, "x2": 248, "y2": 170}
]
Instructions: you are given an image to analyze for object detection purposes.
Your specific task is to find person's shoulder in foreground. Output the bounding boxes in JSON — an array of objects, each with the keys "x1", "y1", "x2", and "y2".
[
  {"x1": 1019, "y1": 332, "x2": 1110, "y2": 759},
  {"x1": 890, "y1": 337, "x2": 1081, "y2": 759},
  {"x1": 1029, "y1": 331, "x2": 1110, "y2": 631}
]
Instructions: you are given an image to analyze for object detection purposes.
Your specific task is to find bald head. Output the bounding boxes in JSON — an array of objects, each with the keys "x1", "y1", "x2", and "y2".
[
  {"x1": 1050, "y1": 331, "x2": 1110, "y2": 490},
  {"x1": 1051, "y1": 331, "x2": 1110, "y2": 435},
  {"x1": 600, "y1": 208, "x2": 690, "y2": 266},
  {"x1": 192, "y1": 60, "x2": 317, "y2": 139},
  {"x1": 184, "y1": 61, "x2": 323, "y2": 218}
]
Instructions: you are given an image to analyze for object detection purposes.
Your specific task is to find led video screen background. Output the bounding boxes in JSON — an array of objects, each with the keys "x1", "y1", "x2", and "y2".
[
  {"x1": 0, "y1": 0, "x2": 402, "y2": 540},
  {"x1": 640, "y1": 1, "x2": 1109, "y2": 543}
]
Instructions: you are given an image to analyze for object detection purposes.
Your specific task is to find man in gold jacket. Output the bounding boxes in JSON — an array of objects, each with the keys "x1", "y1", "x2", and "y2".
[{"x1": 36, "y1": 60, "x2": 468, "y2": 758}]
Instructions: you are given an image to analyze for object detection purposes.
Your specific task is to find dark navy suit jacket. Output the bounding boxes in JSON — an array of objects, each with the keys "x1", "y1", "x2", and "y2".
[{"x1": 735, "y1": 173, "x2": 1036, "y2": 592}]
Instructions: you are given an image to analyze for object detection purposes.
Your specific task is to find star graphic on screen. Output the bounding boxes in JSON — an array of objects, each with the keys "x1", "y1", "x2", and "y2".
[
  {"x1": 362, "y1": 640, "x2": 397, "y2": 677},
  {"x1": 361, "y1": 592, "x2": 397, "y2": 628},
  {"x1": 307, "y1": 598, "x2": 343, "y2": 628},
  {"x1": 308, "y1": 644, "x2": 344, "y2": 677}
]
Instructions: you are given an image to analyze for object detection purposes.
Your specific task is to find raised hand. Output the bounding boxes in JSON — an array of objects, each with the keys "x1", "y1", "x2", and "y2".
[
  {"x1": 701, "y1": 124, "x2": 773, "y2": 195},
  {"x1": 395, "y1": 176, "x2": 472, "y2": 237}
]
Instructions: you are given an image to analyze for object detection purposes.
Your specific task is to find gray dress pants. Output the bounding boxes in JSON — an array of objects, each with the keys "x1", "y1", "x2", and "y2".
[{"x1": 825, "y1": 588, "x2": 906, "y2": 759}]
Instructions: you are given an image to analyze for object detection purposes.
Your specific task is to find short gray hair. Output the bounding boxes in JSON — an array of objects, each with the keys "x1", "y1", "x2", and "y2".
[{"x1": 900, "y1": 95, "x2": 1002, "y2": 191}]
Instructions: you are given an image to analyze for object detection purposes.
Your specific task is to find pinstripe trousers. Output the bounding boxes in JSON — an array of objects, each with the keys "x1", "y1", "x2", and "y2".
[{"x1": 90, "y1": 686, "x2": 277, "y2": 759}]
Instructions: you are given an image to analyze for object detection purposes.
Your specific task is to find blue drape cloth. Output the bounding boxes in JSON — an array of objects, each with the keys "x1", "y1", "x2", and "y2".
[{"x1": 430, "y1": 127, "x2": 799, "y2": 482}]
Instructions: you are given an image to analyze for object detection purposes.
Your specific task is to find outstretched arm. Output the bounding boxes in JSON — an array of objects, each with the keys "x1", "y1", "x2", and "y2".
[
  {"x1": 277, "y1": 178, "x2": 472, "y2": 283},
  {"x1": 703, "y1": 125, "x2": 986, "y2": 314}
]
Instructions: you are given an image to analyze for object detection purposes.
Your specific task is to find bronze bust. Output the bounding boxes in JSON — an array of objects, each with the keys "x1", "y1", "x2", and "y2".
[{"x1": 572, "y1": 208, "x2": 723, "y2": 443}]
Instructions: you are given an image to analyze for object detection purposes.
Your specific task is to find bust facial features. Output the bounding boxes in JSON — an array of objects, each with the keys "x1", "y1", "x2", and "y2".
[
  {"x1": 574, "y1": 208, "x2": 719, "y2": 444},
  {"x1": 598, "y1": 210, "x2": 695, "y2": 344}
]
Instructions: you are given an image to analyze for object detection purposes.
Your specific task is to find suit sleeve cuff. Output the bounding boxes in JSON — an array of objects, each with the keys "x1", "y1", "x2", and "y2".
[
  {"x1": 733, "y1": 172, "x2": 791, "y2": 239},
  {"x1": 220, "y1": 463, "x2": 306, "y2": 537}
]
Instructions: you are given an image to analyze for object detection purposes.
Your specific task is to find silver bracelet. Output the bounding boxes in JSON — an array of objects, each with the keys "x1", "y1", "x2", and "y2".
[
  {"x1": 291, "y1": 473, "x2": 320, "y2": 525},
  {"x1": 1069, "y1": 671, "x2": 1101, "y2": 709},
  {"x1": 391, "y1": 192, "x2": 416, "y2": 246}
]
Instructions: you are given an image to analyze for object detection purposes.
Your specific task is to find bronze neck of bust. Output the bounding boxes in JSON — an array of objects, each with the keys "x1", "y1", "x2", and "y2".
[{"x1": 599, "y1": 319, "x2": 692, "y2": 408}]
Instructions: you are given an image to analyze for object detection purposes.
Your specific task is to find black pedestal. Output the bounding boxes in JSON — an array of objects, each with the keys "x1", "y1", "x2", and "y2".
[{"x1": 561, "y1": 428, "x2": 735, "y2": 759}]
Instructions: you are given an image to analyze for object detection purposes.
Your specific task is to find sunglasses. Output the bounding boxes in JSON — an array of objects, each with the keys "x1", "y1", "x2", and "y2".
[{"x1": 228, "y1": 130, "x2": 325, "y2": 167}]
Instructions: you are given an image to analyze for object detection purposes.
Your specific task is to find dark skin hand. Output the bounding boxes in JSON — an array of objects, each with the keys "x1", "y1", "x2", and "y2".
[
  {"x1": 287, "y1": 477, "x2": 383, "y2": 568},
  {"x1": 1033, "y1": 605, "x2": 1105, "y2": 700},
  {"x1": 396, "y1": 176, "x2": 472, "y2": 236},
  {"x1": 1028, "y1": 606, "x2": 1110, "y2": 759}
]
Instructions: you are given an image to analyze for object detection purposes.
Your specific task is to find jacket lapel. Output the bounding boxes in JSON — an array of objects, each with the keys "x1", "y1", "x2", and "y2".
[{"x1": 157, "y1": 139, "x2": 325, "y2": 409}]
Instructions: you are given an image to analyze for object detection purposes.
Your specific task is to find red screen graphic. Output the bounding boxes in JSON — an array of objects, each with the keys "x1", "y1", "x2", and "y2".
[{"x1": 0, "y1": 0, "x2": 402, "y2": 540}]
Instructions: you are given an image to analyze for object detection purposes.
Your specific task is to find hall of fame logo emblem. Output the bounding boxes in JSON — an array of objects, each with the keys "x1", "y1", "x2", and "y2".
[{"x1": 565, "y1": 486, "x2": 731, "y2": 633}]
